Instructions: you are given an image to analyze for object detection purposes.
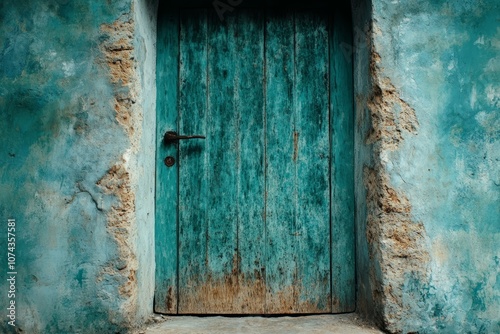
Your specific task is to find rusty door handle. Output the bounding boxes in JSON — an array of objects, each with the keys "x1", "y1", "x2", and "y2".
[{"x1": 163, "y1": 131, "x2": 206, "y2": 145}]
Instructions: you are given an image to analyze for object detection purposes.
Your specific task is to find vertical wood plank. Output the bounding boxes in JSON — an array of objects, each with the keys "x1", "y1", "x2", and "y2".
[
  {"x1": 154, "y1": 9, "x2": 179, "y2": 314},
  {"x1": 177, "y1": 9, "x2": 209, "y2": 314},
  {"x1": 330, "y1": 7, "x2": 355, "y2": 313},
  {"x1": 294, "y1": 11, "x2": 331, "y2": 313},
  {"x1": 207, "y1": 11, "x2": 239, "y2": 292},
  {"x1": 265, "y1": 10, "x2": 299, "y2": 313},
  {"x1": 234, "y1": 10, "x2": 267, "y2": 313},
  {"x1": 195, "y1": 11, "x2": 239, "y2": 313}
]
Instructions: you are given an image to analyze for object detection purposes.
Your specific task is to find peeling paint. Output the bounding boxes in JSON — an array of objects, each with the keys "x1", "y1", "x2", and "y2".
[
  {"x1": 1, "y1": 0, "x2": 498, "y2": 332},
  {"x1": 96, "y1": 160, "x2": 139, "y2": 322},
  {"x1": 178, "y1": 274, "x2": 329, "y2": 314}
]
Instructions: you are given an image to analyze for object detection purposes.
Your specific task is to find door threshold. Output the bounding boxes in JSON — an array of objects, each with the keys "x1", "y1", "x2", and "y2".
[{"x1": 139, "y1": 313, "x2": 381, "y2": 334}]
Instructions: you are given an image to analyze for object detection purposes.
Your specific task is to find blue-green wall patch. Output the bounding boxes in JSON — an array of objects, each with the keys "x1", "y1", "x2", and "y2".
[
  {"x1": 354, "y1": 0, "x2": 500, "y2": 332},
  {"x1": 0, "y1": 0, "x2": 158, "y2": 332}
]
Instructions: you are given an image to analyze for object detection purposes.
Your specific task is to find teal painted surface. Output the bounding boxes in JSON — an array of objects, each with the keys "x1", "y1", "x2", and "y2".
[
  {"x1": 154, "y1": 10, "x2": 180, "y2": 314},
  {"x1": 156, "y1": 8, "x2": 355, "y2": 314},
  {"x1": 330, "y1": 9, "x2": 355, "y2": 312},
  {"x1": 290, "y1": 11, "x2": 331, "y2": 312},
  {"x1": 264, "y1": 10, "x2": 332, "y2": 313},
  {"x1": 177, "y1": 9, "x2": 268, "y2": 313},
  {"x1": 264, "y1": 11, "x2": 298, "y2": 313},
  {"x1": 0, "y1": 0, "x2": 157, "y2": 332},
  {"x1": 231, "y1": 10, "x2": 266, "y2": 310},
  {"x1": 354, "y1": 0, "x2": 500, "y2": 332}
]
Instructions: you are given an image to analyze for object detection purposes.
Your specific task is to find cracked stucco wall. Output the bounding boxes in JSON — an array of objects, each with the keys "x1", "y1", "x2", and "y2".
[
  {"x1": 0, "y1": 0, "x2": 157, "y2": 332},
  {"x1": 354, "y1": 0, "x2": 499, "y2": 333}
]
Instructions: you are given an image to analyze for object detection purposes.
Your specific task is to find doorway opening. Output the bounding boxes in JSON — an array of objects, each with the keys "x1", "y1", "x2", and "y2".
[{"x1": 154, "y1": 0, "x2": 354, "y2": 315}]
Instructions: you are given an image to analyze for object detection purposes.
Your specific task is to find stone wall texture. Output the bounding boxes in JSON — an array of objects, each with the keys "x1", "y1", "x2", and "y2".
[{"x1": 354, "y1": 0, "x2": 500, "y2": 333}]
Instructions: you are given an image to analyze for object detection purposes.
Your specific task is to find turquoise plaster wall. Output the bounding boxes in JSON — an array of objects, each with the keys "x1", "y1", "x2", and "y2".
[
  {"x1": 354, "y1": 0, "x2": 499, "y2": 332},
  {"x1": 133, "y1": 0, "x2": 158, "y2": 326},
  {"x1": 0, "y1": 0, "x2": 157, "y2": 332}
]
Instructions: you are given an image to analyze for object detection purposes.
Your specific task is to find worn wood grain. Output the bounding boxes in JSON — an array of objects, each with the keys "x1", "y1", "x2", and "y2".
[
  {"x1": 178, "y1": 10, "x2": 267, "y2": 314},
  {"x1": 264, "y1": 11, "x2": 298, "y2": 313},
  {"x1": 154, "y1": 9, "x2": 179, "y2": 314},
  {"x1": 330, "y1": 9, "x2": 355, "y2": 313},
  {"x1": 233, "y1": 10, "x2": 267, "y2": 313},
  {"x1": 192, "y1": 11, "x2": 241, "y2": 313},
  {"x1": 265, "y1": 11, "x2": 331, "y2": 313},
  {"x1": 293, "y1": 11, "x2": 331, "y2": 313},
  {"x1": 177, "y1": 9, "x2": 210, "y2": 314},
  {"x1": 156, "y1": 7, "x2": 355, "y2": 315}
]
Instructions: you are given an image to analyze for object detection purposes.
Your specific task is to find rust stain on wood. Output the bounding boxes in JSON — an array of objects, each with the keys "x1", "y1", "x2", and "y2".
[
  {"x1": 267, "y1": 288, "x2": 330, "y2": 314},
  {"x1": 177, "y1": 273, "x2": 330, "y2": 314},
  {"x1": 293, "y1": 131, "x2": 299, "y2": 162},
  {"x1": 178, "y1": 273, "x2": 266, "y2": 314},
  {"x1": 166, "y1": 286, "x2": 176, "y2": 313},
  {"x1": 266, "y1": 274, "x2": 331, "y2": 314}
]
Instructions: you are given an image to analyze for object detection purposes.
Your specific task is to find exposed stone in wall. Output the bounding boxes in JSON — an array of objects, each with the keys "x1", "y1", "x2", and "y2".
[
  {"x1": 366, "y1": 53, "x2": 419, "y2": 150},
  {"x1": 364, "y1": 47, "x2": 430, "y2": 333},
  {"x1": 97, "y1": 10, "x2": 142, "y2": 326},
  {"x1": 100, "y1": 13, "x2": 143, "y2": 153},
  {"x1": 97, "y1": 161, "x2": 138, "y2": 324}
]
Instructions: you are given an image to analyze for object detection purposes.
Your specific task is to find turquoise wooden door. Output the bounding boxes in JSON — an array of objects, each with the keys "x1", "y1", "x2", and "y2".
[{"x1": 155, "y1": 6, "x2": 354, "y2": 314}]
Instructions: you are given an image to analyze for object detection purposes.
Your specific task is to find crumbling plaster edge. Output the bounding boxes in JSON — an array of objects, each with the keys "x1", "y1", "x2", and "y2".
[
  {"x1": 355, "y1": 17, "x2": 433, "y2": 333},
  {"x1": 94, "y1": 3, "x2": 145, "y2": 328}
]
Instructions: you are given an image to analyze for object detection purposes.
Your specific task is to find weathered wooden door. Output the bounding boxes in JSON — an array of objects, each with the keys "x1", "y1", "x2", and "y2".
[{"x1": 155, "y1": 5, "x2": 354, "y2": 314}]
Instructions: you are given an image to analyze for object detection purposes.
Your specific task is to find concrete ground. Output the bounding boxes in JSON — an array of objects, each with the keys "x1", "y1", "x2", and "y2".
[{"x1": 139, "y1": 314, "x2": 383, "y2": 334}]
